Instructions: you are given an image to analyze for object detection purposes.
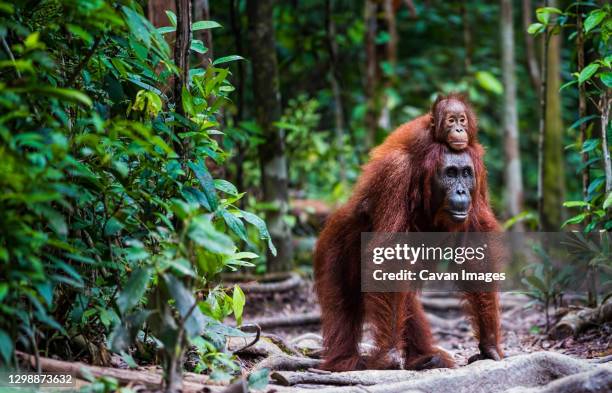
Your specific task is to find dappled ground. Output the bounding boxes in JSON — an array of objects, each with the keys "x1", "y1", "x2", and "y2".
[
  {"x1": 227, "y1": 273, "x2": 611, "y2": 392},
  {"x1": 16, "y1": 273, "x2": 610, "y2": 392},
  {"x1": 241, "y1": 274, "x2": 611, "y2": 364}
]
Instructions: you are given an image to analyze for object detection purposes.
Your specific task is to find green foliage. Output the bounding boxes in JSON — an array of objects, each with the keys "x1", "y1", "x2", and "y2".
[
  {"x1": 0, "y1": 0, "x2": 268, "y2": 382},
  {"x1": 521, "y1": 243, "x2": 574, "y2": 330}
]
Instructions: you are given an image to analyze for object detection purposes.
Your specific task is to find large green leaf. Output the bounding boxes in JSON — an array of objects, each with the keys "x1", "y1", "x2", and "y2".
[
  {"x1": 240, "y1": 210, "x2": 277, "y2": 256},
  {"x1": 188, "y1": 160, "x2": 219, "y2": 211},
  {"x1": 192, "y1": 20, "x2": 221, "y2": 30},
  {"x1": 579, "y1": 63, "x2": 600, "y2": 84},
  {"x1": 163, "y1": 274, "x2": 206, "y2": 339},
  {"x1": 584, "y1": 10, "x2": 606, "y2": 33},
  {"x1": 117, "y1": 268, "x2": 151, "y2": 314},
  {"x1": 0, "y1": 329, "x2": 13, "y2": 363},
  {"x1": 475, "y1": 71, "x2": 503, "y2": 95}
]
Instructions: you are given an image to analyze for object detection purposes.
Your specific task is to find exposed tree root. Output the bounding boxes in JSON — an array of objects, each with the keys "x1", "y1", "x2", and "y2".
[
  {"x1": 505, "y1": 366, "x2": 612, "y2": 393},
  {"x1": 270, "y1": 352, "x2": 607, "y2": 393},
  {"x1": 549, "y1": 300, "x2": 612, "y2": 340},
  {"x1": 237, "y1": 272, "x2": 303, "y2": 293},
  {"x1": 252, "y1": 354, "x2": 321, "y2": 373},
  {"x1": 245, "y1": 311, "x2": 321, "y2": 329},
  {"x1": 16, "y1": 352, "x2": 226, "y2": 393}
]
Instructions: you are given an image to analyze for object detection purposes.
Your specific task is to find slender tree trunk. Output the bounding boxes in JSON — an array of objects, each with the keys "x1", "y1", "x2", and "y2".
[
  {"x1": 364, "y1": 0, "x2": 379, "y2": 151},
  {"x1": 576, "y1": 8, "x2": 590, "y2": 205},
  {"x1": 148, "y1": 0, "x2": 176, "y2": 28},
  {"x1": 541, "y1": 0, "x2": 565, "y2": 230},
  {"x1": 230, "y1": 0, "x2": 246, "y2": 197},
  {"x1": 522, "y1": 0, "x2": 541, "y2": 91},
  {"x1": 193, "y1": 0, "x2": 213, "y2": 67},
  {"x1": 602, "y1": 92, "x2": 612, "y2": 194},
  {"x1": 378, "y1": 0, "x2": 397, "y2": 131},
  {"x1": 247, "y1": 0, "x2": 294, "y2": 272},
  {"x1": 173, "y1": 0, "x2": 192, "y2": 160},
  {"x1": 165, "y1": 3, "x2": 191, "y2": 391},
  {"x1": 325, "y1": 0, "x2": 346, "y2": 183},
  {"x1": 536, "y1": 30, "x2": 548, "y2": 231},
  {"x1": 501, "y1": 0, "x2": 524, "y2": 231},
  {"x1": 462, "y1": 0, "x2": 473, "y2": 72}
]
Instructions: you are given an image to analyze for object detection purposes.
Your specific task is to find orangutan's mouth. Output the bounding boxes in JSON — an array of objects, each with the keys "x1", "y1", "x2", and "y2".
[{"x1": 448, "y1": 210, "x2": 468, "y2": 222}]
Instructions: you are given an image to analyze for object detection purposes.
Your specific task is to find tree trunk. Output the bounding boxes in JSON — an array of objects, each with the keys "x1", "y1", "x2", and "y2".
[
  {"x1": 522, "y1": 0, "x2": 541, "y2": 91},
  {"x1": 601, "y1": 91, "x2": 612, "y2": 194},
  {"x1": 230, "y1": 0, "x2": 246, "y2": 198},
  {"x1": 378, "y1": 0, "x2": 398, "y2": 131},
  {"x1": 247, "y1": 0, "x2": 294, "y2": 272},
  {"x1": 148, "y1": 0, "x2": 176, "y2": 28},
  {"x1": 541, "y1": 0, "x2": 565, "y2": 230},
  {"x1": 173, "y1": 0, "x2": 192, "y2": 159},
  {"x1": 576, "y1": 7, "x2": 590, "y2": 212},
  {"x1": 364, "y1": 0, "x2": 379, "y2": 151},
  {"x1": 193, "y1": 0, "x2": 213, "y2": 67},
  {"x1": 501, "y1": 0, "x2": 524, "y2": 231},
  {"x1": 325, "y1": 0, "x2": 346, "y2": 183},
  {"x1": 462, "y1": 0, "x2": 473, "y2": 72}
]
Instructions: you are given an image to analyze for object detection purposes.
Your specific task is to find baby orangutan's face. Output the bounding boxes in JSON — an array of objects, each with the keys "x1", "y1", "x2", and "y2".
[{"x1": 438, "y1": 99, "x2": 469, "y2": 151}]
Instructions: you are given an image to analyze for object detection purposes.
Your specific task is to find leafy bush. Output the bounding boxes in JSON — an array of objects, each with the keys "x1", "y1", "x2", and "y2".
[{"x1": 0, "y1": 0, "x2": 271, "y2": 386}]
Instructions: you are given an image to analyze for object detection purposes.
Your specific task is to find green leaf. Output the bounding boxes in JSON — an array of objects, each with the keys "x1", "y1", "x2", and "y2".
[
  {"x1": 579, "y1": 63, "x2": 600, "y2": 84},
  {"x1": 600, "y1": 72, "x2": 612, "y2": 88},
  {"x1": 248, "y1": 368, "x2": 269, "y2": 390},
  {"x1": 157, "y1": 26, "x2": 175, "y2": 34},
  {"x1": 0, "y1": 329, "x2": 13, "y2": 363},
  {"x1": 584, "y1": 10, "x2": 606, "y2": 33},
  {"x1": 36, "y1": 87, "x2": 92, "y2": 107},
  {"x1": 212, "y1": 55, "x2": 244, "y2": 66},
  {"x1": 192, "y1": 20, "x2": 221, "y2": 30},
  {"x1": 524, "y1": 275, "x2": 548, "y2": 293},
  {"x1": 188, "y1": 160, "x2": 219, "y2": 211},
  {"x1": 190, "y1": 39, "x2": 208, "y2": 54},
  {"x1": 163, "y1": 274, "x2": 207, "y2": 339},
  {"x1": 569, "y1": 114, "x2": 599, "y2": 130},
  {"x1": 604, "y1": 193, "x2": 612, "y2": 210},
  {"x1": 240, "y1": 210, "x2": 277, "y2": 256},
  {"x1": 117, "y1": 268, "x2": 151, "y2": 314},
  {"x1": 188, "y1": 216, "x2": 235, "y2": 254},
  {"x1": 232, "y1": 285, "x2": 246, "y2": 325},
  {"x1": 220, "y1": 210, "x2": 247, "y2": 241},
  {"x1": 559, "y1": 79, "x2": 578, "y2": 91},
  {"x1": 0, "y1": 283, "x2": 8, "y2": 302},
  {"x1": 214, "y1": 179, "x2": 238, "y2": 196},
  {"x1": 581, "y1": 138, "x2": 600, "y2": 153},
  {"x1": 104, "y1": 217, "x2": 125, "y2": 237},
  {"x1": 562, "y1": 213, "x2": 588, "y2": 227},
  {"x1": 563, "y1": 201, "x2": 590, "y2": 208},
  {"x1": 475, "y1": 71, "x2": 503, "y2": 95},
  {"x1": 527, "y1": 22, "x2": 545, "y2": 35},
  {"x1": 165, "y1": 10, "x2": 177, "y2": 27}
]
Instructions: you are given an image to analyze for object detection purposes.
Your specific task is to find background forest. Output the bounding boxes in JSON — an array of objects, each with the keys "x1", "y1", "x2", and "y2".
[{"x1": 0, "y1": 0, "x2": 610, "y2": 392}]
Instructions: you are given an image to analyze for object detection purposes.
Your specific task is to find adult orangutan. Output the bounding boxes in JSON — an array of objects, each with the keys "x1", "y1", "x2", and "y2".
[{"x1": 314, "y1": 94, "x2": 502, "y2": 371}]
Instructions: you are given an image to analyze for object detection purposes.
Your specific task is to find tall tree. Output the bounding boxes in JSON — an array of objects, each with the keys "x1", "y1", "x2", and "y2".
[
  {"x1": 521, "y1": 0, "x2": 540, "y2": 91},
  {"x1": 541, "y1": 0, "x2": 565, "y2": 230},
  {"x1": 576, "y1": 6, "x2": 590, "y2": 205},
  {"x1": 193, "y1": 0, "x2": 213, "y2": 67},
  {"x1": 364, "y1": 0, "x2": 380, "y2": 150},
  {"x1": 247, "y1": 0, "x2": 294, "y2": 272},
  {"x1": 500, "y1": 0, "x2": 524, "y2": 230},
  {"x1": 325, "y1": 0, "x2": 347, "y2": 182}
]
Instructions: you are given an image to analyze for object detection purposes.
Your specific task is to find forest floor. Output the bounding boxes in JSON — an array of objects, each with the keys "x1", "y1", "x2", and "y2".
[
  {"x1": 232, "y1": 274, "x2": 612, "y2": 392},
  {"x1": 242, "y1": 276, "x2": 611, "y2": 363},
  {"x1": 17, "y1": 274, "x2": 611, "y2": 393}
]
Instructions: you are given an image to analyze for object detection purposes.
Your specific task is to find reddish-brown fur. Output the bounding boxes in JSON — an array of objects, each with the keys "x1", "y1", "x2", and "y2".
[{"x1": 314, "y1": 95, "x2": 502, "y2": 371}]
